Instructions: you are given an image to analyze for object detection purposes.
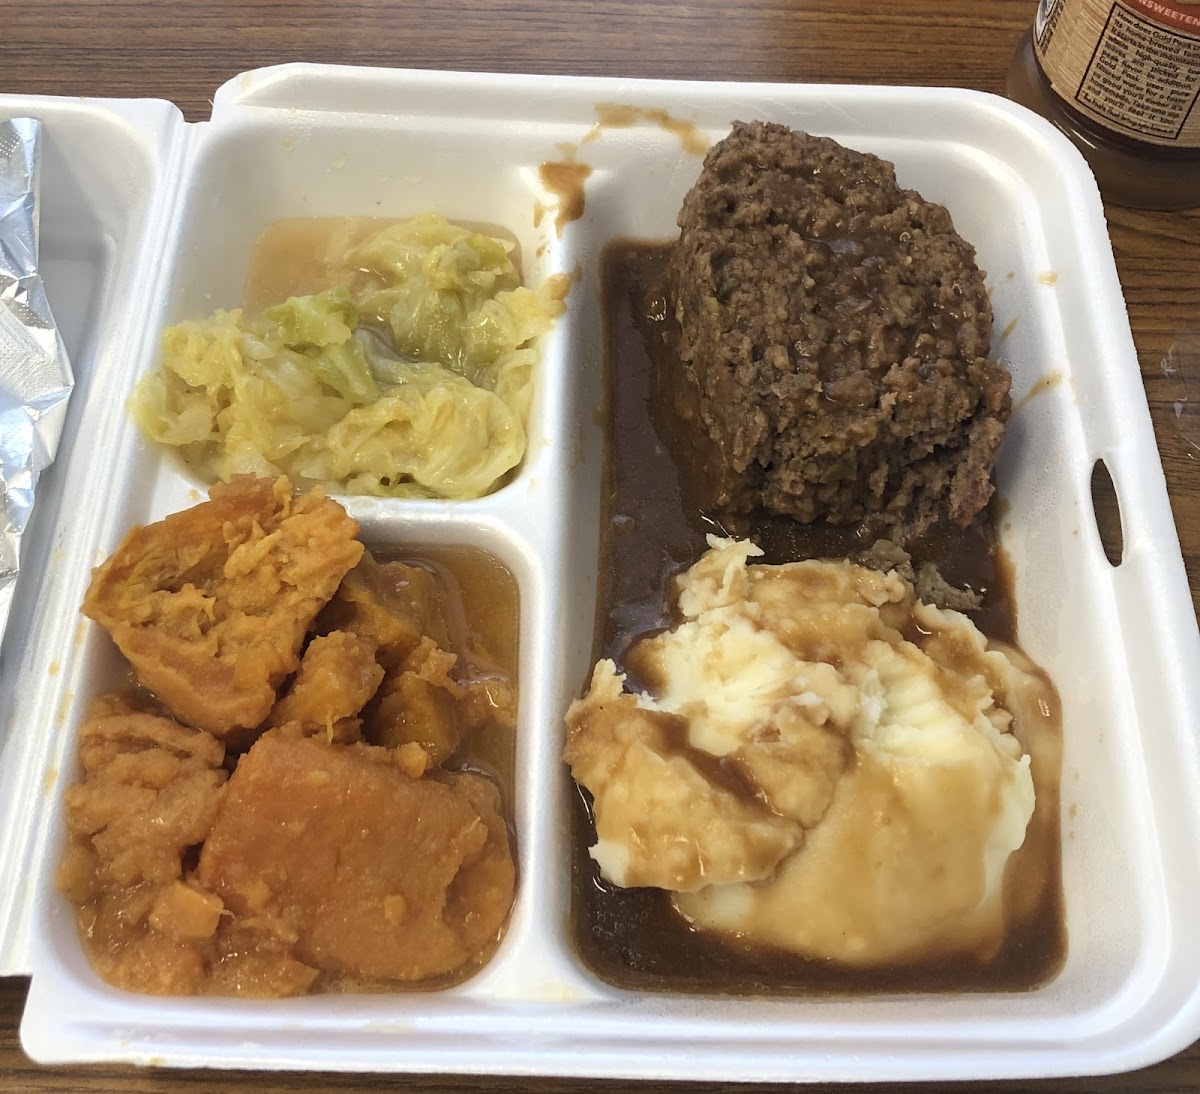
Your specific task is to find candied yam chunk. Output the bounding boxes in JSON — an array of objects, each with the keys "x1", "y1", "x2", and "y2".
[
  {"x1": 82, "y1": 476, "x2": 363, "y2": 737},
  {"x1": 369, "y1": 668, "x2": 461, "y2": 760},
  {"x1": 196, "y1": 733, "x2": 515, "y2": 982},
  {"x1": 318, "y1": 551, "x2": 445, "y2": 670},
  {"x1": 208, "y1": 925, "x2": 320, "y2": 998},
  {"x1": 149, "y1": 881, "x2": 224, "y2": 940},
  {"x1": 367, "y1": 636, "x2": 463, "y2": 762},
  {"x1": 438, "y1": 770, "x2": 517, "y2": 948},
  {"x1": 88, "y1": 928, "x2": 210, "y2": 996},
  {"x1": 267, "y1": 630, "x2": 384, "y2": 739},
  {"x1": 366, "y1": 636, "x2": 518, "y2": 766},
  {"x1": 62, "y1": 701, "x2": 228, "y2": 889},
  {"x1": 56, "y1": 696, "x2": 229, "y2": 995}
]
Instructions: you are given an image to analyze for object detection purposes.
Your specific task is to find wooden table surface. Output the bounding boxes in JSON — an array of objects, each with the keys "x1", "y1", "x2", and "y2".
[{"x1": 3, "y1": 0, "x2": 1199, "y2": 1090}]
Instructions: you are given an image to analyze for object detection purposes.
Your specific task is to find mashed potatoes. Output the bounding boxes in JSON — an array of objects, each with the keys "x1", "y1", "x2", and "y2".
[{"x1": 565, "y1": 538, "x2": 1055, "y2": 965}]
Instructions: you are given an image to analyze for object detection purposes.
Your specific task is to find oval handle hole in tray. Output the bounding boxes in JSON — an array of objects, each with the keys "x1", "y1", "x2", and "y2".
[{"x1": 1090, "y1": 457, "x2": 1124, "y2": 567}]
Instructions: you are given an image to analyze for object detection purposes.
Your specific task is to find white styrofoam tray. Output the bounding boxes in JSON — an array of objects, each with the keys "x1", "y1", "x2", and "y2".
[{"x1": 1, "y1": 64, "x2": 1199, "y2": 1083}]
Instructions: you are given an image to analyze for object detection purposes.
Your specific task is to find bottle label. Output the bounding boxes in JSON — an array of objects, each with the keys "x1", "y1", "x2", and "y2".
[{"x1": 1034, "y1": 0, "x2": 1200, "y2": 147}]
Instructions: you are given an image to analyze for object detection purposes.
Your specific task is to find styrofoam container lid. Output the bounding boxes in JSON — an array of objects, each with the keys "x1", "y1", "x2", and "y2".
[{"x1": 1, "y1": 64, "x2": 1199, "y2": 1083}]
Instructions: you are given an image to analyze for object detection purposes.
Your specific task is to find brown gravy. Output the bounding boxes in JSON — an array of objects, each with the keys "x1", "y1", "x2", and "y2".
[
  {"x1": 570, "y1": 240, "x2": 1065, "y2": 994},
  {"x1": 538, "y1": 160, "x2": 592, "y2": 238},
  {"x1": 583, "y1": 104, "x2": 709, "y2": 156}
]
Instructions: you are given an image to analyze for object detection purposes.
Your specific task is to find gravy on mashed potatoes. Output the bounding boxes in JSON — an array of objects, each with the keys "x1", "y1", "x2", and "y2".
[{"x1": 565, "y1": 537, "x2": 1060, "y2": 968}]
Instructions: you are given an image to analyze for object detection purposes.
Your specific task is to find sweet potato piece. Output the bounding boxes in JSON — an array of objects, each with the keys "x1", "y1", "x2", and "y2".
[
  {"x1": 366, "y1": 637, "x2": 462, "y2": 762},
  {"x1": 208, "y1": 936, "x2": 320, "y2": 998},
  {"x1": 318, "y1": 552, "x2": 445, "y2": 670},
  {"x1": 196, "y1": 733, "x2": 514, "y2": 982},
  {"x1": 149, "y1": 881, "x2": 224, "y2": 940},
  {"x1": 83, "y1": 476, "x2": 363, "y2": 738},
  {"x1": 266, "y1": 630, "x2": 384, "y2": 739},
  {"x1": 63, "y1": 704, "x2": 227, "y2": 889},
  {"x1": 57, "y1": 698, "x2": 230, "y2": 995}
]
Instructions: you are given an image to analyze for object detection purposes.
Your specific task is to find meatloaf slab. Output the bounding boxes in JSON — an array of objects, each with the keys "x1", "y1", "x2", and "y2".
[{"x1": 667, "y1": 121, "x2": 1011, "y2": 541}]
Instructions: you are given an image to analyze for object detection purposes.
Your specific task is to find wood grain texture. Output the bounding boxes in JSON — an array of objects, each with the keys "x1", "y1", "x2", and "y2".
[{"x1": 2, "y1": 0, "x2": 1199, "y2": 1090}]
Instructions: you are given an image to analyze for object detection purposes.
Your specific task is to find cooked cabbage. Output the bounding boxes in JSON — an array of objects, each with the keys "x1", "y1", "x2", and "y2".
[{"x1": 130, "y1": 215, "x2": 567, "y2": 499}]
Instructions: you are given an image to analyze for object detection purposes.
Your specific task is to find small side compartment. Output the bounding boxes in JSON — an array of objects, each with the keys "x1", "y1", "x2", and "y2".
[{"x1": 0, "y1": 94, "x2": 184, "y2": 976}]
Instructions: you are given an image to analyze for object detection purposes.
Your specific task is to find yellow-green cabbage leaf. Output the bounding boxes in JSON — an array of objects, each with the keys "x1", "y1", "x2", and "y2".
[{"x1": 130, "y1": 215, "x2": 567, "y2": 499}]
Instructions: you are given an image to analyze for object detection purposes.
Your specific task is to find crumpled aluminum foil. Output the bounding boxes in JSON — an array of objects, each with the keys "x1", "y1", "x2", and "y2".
[{"x1": 0, "y1": 119, "x2": 74, "y2": 649}]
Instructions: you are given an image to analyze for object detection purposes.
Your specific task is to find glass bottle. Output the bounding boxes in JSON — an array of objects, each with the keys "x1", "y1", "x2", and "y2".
[{"x1": 1005, "y1": 0, "x2": 1200, "y2": 210}]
